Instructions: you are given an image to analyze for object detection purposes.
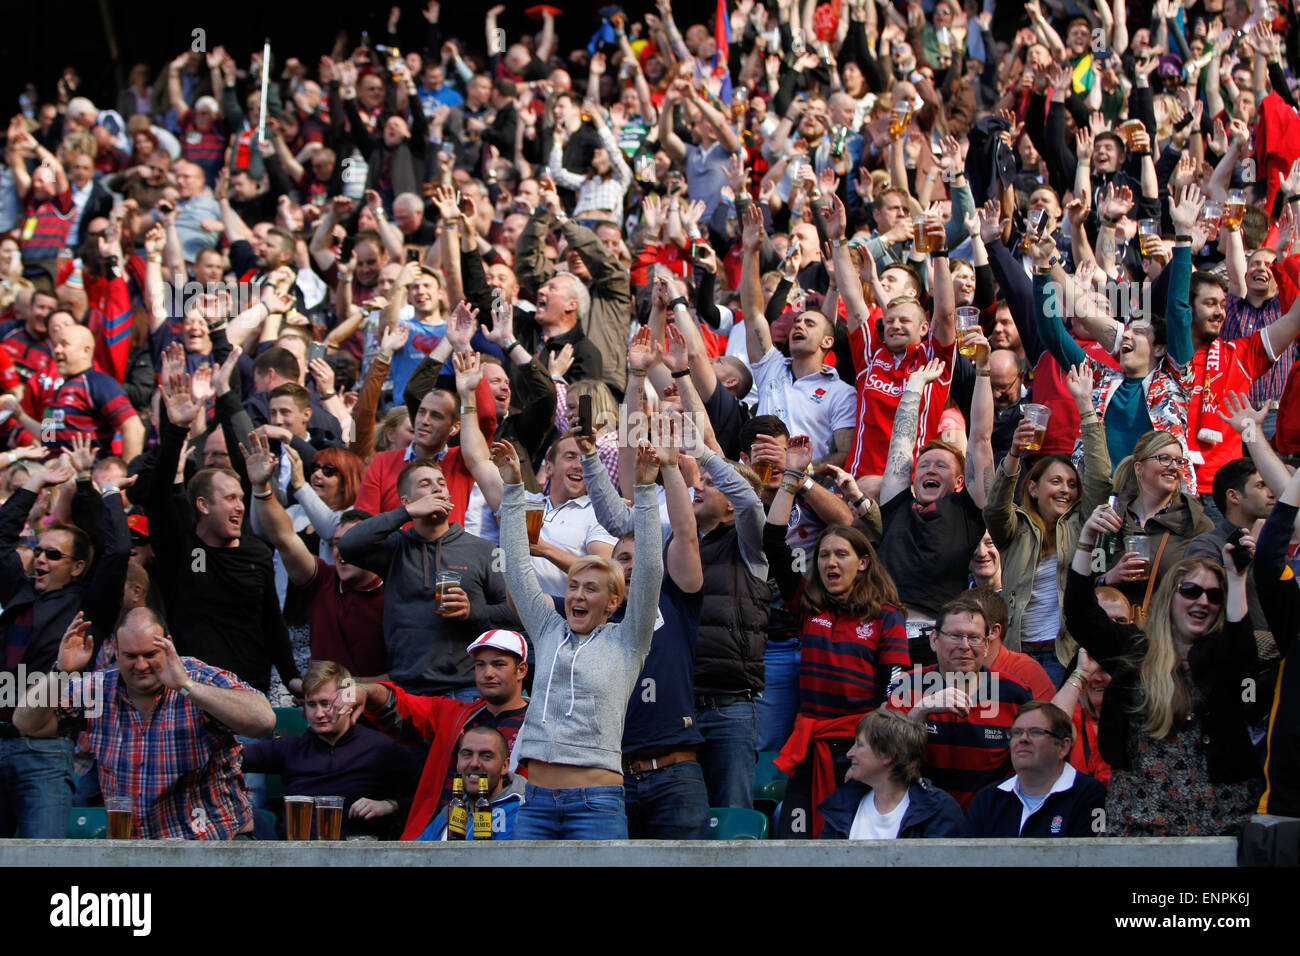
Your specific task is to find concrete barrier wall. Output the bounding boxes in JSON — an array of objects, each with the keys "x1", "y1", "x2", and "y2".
[{"x1": 0, "y1": 837, "x2": 1238, "y2": 867}]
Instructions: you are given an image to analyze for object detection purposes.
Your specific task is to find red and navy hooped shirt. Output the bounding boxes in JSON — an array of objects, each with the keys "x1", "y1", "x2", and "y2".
[
  {"x1": 887, "y1": 666, "x2": 1033, "y2": 811},
  {"x1": 798, "y1": 604, "x2": 910, "y2": 719},
  {"x1": 41, "y1": 369, "x2": 135, "y2": 453}
]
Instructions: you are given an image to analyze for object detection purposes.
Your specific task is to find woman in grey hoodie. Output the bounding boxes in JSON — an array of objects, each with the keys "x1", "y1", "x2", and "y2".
[{"x1": 489, "y1": 439, "x2": 664, "y2": 840}]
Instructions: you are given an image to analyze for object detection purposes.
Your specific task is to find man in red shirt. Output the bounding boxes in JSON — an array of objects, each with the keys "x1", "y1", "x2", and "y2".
[
  {"x1": 6, "y1": 119, "x2": 73, "y2": 281},
  {"x1": 828, "y1": 198, "x2": 956, "y2": 497},
  {"x1": 1183, "y1": 272, "x2": 1300, "y2": 516},
  {"x1": 354, "y1": 303, "x2": 495, "y2": 522}
]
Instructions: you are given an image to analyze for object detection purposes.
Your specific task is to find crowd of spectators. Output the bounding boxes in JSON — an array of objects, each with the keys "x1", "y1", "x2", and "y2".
[{"x1": 3, "y1": 0, "x2": 1300, "y2": 845}]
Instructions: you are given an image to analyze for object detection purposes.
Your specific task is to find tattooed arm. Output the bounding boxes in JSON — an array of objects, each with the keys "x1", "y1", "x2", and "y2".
[{"x1": 879, "y1": 359, "x2": 945, "y2": 506}]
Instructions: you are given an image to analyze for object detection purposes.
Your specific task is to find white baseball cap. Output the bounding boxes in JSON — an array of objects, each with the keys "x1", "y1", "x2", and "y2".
[{"x1": 467, "y1": 629, "x2": 528, "y2": 663}]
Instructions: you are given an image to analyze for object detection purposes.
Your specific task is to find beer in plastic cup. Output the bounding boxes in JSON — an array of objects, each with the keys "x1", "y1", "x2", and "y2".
[
  {"x1": 1119, "y1": 119, "x2": 1146, "y2": 151},
  {"x1": 285, "y1": 795, "x2": 314, "y2": 840},
  {"x1": 1124, "y1": 535, "x2": 1151, "y2": 579},
  {"x1": 1224, "y1": 189, "x2": 1245, "y2": 228},
  {"x1": 1138, "y1": 219, "x2": 1160, "y2": 256},
  {"x1": 1021, "y1": 404, "x2": 1050, "y2": 451},
  {"x1": 435, "y1": 571, "x2": 463, "y2": 616},
  {"x1": 105, "y1": 795, "x2": 133, "y2": 840},
  {"x1": 753, "y1": 460, "x2": 779, "y2": 485},
  {"x1": 315, "y1": 795, "x2": 344, "y2": 841},
  {"x1": 956, "y1": 307, "x2": 981, "y2": 356},
  {"x1": 913, "y1": 215, "x2": 934, "y2": 253}
]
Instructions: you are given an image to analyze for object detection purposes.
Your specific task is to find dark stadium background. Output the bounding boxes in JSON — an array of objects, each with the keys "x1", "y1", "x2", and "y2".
[{"x1": 3, "y1": 1, "x2": 656, "y2": 117}]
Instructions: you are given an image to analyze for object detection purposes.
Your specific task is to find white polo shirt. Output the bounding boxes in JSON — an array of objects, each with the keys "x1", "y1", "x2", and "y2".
[
  {"x1": 751, "y1": 346, "x2": 857, "y2": 461},
  {"x1": 532, "y1": 494, "x2": 618, "y2": 598}
]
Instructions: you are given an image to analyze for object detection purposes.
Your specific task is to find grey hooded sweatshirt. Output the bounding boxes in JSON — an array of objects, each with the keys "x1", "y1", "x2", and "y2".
[{"x1": 501, "y1": 481, "x2": 663, "y2": 774}]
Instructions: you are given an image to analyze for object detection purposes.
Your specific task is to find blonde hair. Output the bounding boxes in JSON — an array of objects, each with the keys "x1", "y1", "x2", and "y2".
[
  {"x1": 567, "y1": 555, "x2": 627, "y2": 607},
  {"x1": 565, "y1": 379, "x2": 619, "y2": 436},
  {"x1": 1113, "y1": 430, "x2": 1182, "y2": 500},
  {"x1": 1131, "y1": 556, "x2": 1227, "y2": 738}
]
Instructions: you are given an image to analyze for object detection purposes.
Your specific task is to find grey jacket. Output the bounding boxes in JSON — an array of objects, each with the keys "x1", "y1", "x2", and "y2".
[
  {"x1": 502, "y1": 481, "x2": 663, "y2": 774},
  {"x1": 338, "y1": 511, "x2": 519, "y2": 696}
]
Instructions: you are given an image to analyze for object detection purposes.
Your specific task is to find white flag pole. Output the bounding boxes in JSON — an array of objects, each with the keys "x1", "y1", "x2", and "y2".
[{"x1": 257, "y1": 38, "x2": 271, "y2": 143}]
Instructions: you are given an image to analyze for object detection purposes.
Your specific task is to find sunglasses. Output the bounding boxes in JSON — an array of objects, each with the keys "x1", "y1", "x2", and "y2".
[
  {"x1": 311, "y1": 463, "x2": 340, "y2": 478},
  {"x1": 1176, "y1": 582, "x2": 1223, "y2": 604},
  {"x1": 34, "y1": 547, "x2": 70, "y2": 562}
]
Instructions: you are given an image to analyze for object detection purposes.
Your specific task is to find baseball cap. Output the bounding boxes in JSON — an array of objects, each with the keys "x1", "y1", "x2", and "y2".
[{"x1": 468, "y1": 629, "x2": 528, "y2": 663}]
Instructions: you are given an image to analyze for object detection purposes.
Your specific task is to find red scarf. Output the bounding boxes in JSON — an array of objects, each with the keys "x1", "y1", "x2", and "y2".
[{"x1": 775, "y1": 712, "x2": 862, "y2": 838}]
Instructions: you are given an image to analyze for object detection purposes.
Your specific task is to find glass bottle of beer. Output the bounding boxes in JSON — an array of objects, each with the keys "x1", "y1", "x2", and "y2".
[
  {"x1": 447, "y1": 776, "x2": 468, "y2": 840},
  {"x1": 472, "y1": 775, "x2": 492, "y2": 841}
]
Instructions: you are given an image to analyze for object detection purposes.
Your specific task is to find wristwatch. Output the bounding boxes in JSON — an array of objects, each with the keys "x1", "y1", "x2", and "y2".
[
  {"x1": 667, "y1": 296, "x2": 689, "y2": 312},
  {"x1": 178, "y1": 678, "x2": 196, "y2": 698}
]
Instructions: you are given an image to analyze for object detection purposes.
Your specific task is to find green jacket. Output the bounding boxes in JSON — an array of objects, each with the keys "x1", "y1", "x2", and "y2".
[{"x1": 983, "y1": 420, "x2": 1113, "y2": 656}]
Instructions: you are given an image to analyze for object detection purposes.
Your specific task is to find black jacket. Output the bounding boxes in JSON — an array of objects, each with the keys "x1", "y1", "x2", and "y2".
[
  {"x1": 818, "y1": 778, "x2": 964, "y2": 839},
  {"x1": 695, "y1": 522, "x2": 770, "y2": 695},
  {"x1": 961, "y1": 767, "x2": 1106, "y2": 837},
  {"x1": 1253, "y1": 500, "x2": 1300, "y2": 817},
  {"x1": 0, "y1": 483, "x2": 129, "y2": 719},
  {"x1": 1063, "y1": 566, "x2": 1259, "y2": 783}
]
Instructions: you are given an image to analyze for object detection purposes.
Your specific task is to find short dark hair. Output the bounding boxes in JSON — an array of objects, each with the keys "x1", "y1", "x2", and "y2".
[
  {"x1": 1015, "y1": 700, "x2": 1074, "y2": 743},
  {"x1": 1213, "y1": 457, "x2": 1259, "y2": 516},
  {"x1": 45, "y1": 523, "x2": 93, "y2": 580},
  {"x1": 1189, "y1": 271, "x2": 1228, "y2": 302},
  {"x1": 339, "y1": 508, "x2": 373, "y2": 525},
  {"x1": 253, "y1": 346, "x2": 300, "y2": 383},
  {"x1": 396, "y1": 459, "x2": 444, "y2": 500},
  {"x1": 739, "y1": 415, "x2": 790, "y2": 456},
  {"x1": 715, "y1": 354, "x2": 753, "y2": 400},
  {"x1": 935, "y1": 593, "x2": 988, "y2": 636},
  {"x1": 968, "y1": 584, "x2": 1008, "y2": 638},
  {"x1": 187, "y1": 466, "x2": 242, "y2": 515},
  {"x1": 459, "y1": 724, "x2": 509, "y2": 761},
  {"x1": 269, "y1": 382, "x2": 311, "y2": 411}
]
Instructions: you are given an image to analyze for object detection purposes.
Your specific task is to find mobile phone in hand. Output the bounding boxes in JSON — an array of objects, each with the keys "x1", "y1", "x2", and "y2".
[
  {"x1": 1225, "y1": 526, "x2": 1253, "y2": 573},
  {"x1": 578, "y1": 394, "x2": 594, "y2": 437}
]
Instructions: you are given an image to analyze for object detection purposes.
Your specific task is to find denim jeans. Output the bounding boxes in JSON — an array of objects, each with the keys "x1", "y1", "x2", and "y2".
[
  {"x1": 446, "y1": 686, "x2": 481, "y2": 703},
  {"x1": 757, "y1": 639, "x2": 801, "y2": 752},
  {"x1": 695, "y1": 699, "x2": 759, "y2": 809},
  {"x1": 1199, "y1": 493, "x2": 1224, "y2": 524},
  {"x1": 0, "y1": 735, "x2": 74, "y2": 838},
  {"x1": 513, "y1": 783, "x2": 628, "y2": 839},
  {"x1": 623, "y1": 759, "x2": 710, "y2": 839},
  {"x1": 1023, "y1": 645, "x2": 1069, "y2": 690}
]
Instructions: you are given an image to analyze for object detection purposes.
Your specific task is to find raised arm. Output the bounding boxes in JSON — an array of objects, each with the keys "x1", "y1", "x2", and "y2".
[
  {"x1": 880, "y1": 359, "x2": 944, "y2": 505},
  {"x1": 243, "y1": 430, "x2": 317, "y2": 586},
  {"x1": 739, "y1": 204, "x2": 773, "y2": 363},
  {"x1": 965, "y1": 329, "x2": 994, "y2": 509},
  {"x1": 452, "y1": 348, "x2": 503, "y2": 513},
  {"x1": 1220, "y1": 391, "x2": 1293, "y2": 496},
  {"x1": 651, "y1": 415, "x2": 702, "y2": 593}
]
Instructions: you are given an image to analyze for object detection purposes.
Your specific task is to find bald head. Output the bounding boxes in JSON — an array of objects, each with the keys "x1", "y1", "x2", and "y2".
[
  {"x1": 53, "y1": 323, "x2": 95, "y2": 376},
  {"x1": 987, "y1": 348, "x2": 1024, "y2": 409}
]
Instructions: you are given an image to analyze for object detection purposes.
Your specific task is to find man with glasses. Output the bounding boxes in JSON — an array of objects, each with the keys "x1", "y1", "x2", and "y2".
[
  {"x1": 961, "y1": 701, "x2": 1106, "y2": 837},
  {"x1": 886, "y1": 593, "x2": 1033, "y2": 810}
]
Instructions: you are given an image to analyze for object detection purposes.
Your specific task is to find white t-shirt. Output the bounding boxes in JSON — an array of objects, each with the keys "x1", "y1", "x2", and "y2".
[
  {"x1": 752, "y1": 346, "x2": 857, "y2": 462},
  {"x1": 531, "y1": 494, "x2": 618, "y2": 598},
  {"x1": 848, "y1": 790, "x2": 911, "y2": 840}
]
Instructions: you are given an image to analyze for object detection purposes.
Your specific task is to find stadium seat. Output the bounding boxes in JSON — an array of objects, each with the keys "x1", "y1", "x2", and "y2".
[
  {"x1": 68, "y1": 807, "x2": 108, "y2": 839},
  {"x1": 273, "y1": 706, "x2": 308, "y2": 737},
  {"x1": 708, "y1": 807, "x2": 770, "y2": 840},
  {"x1": 753, "y1": 751, "x2": 787, "y2": 805}
]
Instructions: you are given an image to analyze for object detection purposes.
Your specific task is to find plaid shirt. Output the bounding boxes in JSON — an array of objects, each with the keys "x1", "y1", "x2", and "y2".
[
  {"x1": 85, "y1": 659, "x2": 258, "y2": 840},
  {"x1": 1224, "y1": 293, "x2": 1290, "y2": 404},
  {"x1": 553, "y1": 377, "x2": 619, "y2": 486}
]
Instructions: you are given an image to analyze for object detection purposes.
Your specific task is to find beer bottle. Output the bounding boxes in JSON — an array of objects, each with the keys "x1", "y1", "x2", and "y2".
[
  {"x1": 472, "y1": 775, "x2": 492, "y2": 841},
  {"x1": 447, "y1": 776, "x2": 468, "y2": 840}
]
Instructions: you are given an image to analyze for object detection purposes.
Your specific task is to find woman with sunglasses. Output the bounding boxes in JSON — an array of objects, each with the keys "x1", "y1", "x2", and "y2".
[
  {"x1": 1103, "y1": 430, "x2": 1213, "y2": 618},
  {"x1": 1065, "y1": 502, "x2": 1261, "y2": 835},
  {"x1": 285, "y1": 446, "x2": 365, "y2": 559}
]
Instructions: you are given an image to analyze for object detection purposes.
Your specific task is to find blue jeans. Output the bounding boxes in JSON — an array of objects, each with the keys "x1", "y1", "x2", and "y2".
[
  {"x1": 0, "y1": 735, "x2": 74, "y2": 838},
  {"x1": 1199, "y1": 493, "x2": 1224, "y2": 524},
  {"x1": 757, "y1": 639, "x2": 800, "y2": 752},
  {"x1": 446, "y1": 686, "x2": 481, "y2": 703},
  {"x1": 623, "y1": 759, "x2": 710, "y2": 839},
  {"x1": 695, "y1": 699, "x2": 759, "y2": 809},
  {"x1": 1024, "y1": 645, "x2": 1069, "y2": 690},
  {"x1": 513, "y1": 783, "x2": 628, "y2": 840}
]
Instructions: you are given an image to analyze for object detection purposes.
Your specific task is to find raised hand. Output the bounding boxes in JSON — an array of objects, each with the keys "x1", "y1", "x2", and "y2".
[
  {"x1": 628, "y1": 325, "x2": 656, "y2": 372},
  {"x1": 785, "y1": 434, "x2": 813, "y2": 473},
  {"x1": 1219, "y1": 390, "x2": 1268, "y2": 440},
  {"x1": 1098, "y1": 182, "x2": 1134, "y2": 222},
  {"x1": 239, "y1": 430, "x2": 278, "y2": 487},
  {"x1": 67, "y1": 433, "x2": 97, "y2": 474},
  {"x1": 548, "y1": 343, "x2": 575, "y2": 379},
  {"x1": 452, "y1": 350, "x2": 483, "y2": 397},
  {"x1": 190, "y1": 364, "x2": 215, "y2": 408},
  {"x1": 654, "y1": 323, "x2": 690, "y2": 374},
  {"x1": 379, "y1": 321, "x2": 410, "y2": 358},
  {"x1": 430, "y1": 184, "x2": 460, "y2": 221},
  {"x1": 444, "y1": 300, "x2": 480, "y2": 353},
  {"x1": 57, "y1": 612, "x2": 94, "y2": 673},
  {"x1": 905, "y1": 357, "x2": 946, "y2": 392},
  {"x1": 741, "y1": 202, "x2": 765, "y2": 253},
  {"x1": 634, "y1": 441, "x2": 661, "y2": 485},
  {"x1": 213, "y1": 346, "x2": 242, "y2": 397},
  {"x1": 823, "y1": 194, "x2": 847, "y2": 241},
  {"x1": 490, "y1": 439, "x2": 522, "y2": 484},
  {"x1": 1065, "y1": 362, "x2": 1095, "y2": 411},
  {"x1": 1170, "y1": 183, "x2": 1204, "y2": 234}
]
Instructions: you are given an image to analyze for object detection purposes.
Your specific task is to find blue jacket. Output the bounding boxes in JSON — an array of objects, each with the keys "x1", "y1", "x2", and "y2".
[
  {"x1": 961, "y1": 765, "x2": 1106, "y2": 837},
  {"x1": 817, "y1": 778, "x2": 964, "y2": 839},
  {"x1": 416, "y1": 774, "x2": 526, "y2": 841}
]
